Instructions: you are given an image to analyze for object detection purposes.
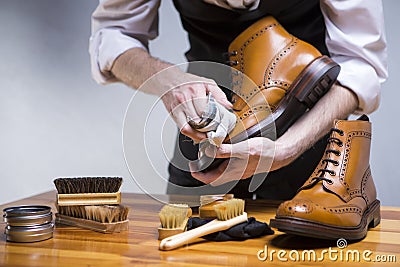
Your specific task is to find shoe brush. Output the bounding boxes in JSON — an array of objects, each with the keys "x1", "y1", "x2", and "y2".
[
  {"x1": 54, "y1": 177, "x2": 122, "y2": 206},
  {"x1": 159, "y1": 198, "x2": 247, "y2": 251},
  {"x1": 158, "y1": 204, "x2": 192, "y2": 240},
  {"x1": 56, "y1": 205, "x2": 130, "y2": 233},
  {"x1": 199, "y1": 194, "x2": 234, "y2": 219}
]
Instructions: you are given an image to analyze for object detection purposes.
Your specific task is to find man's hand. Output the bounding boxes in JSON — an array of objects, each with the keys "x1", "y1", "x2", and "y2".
[
  {"x1": 111, "y1": 48, "x2": 232, "y2": 142},
  {"x1": 190, "y1": 137, "x2": 276, "y2": 186},
  {"x1": 159, "y1": 73, "x2": 232, "y2": 143}
]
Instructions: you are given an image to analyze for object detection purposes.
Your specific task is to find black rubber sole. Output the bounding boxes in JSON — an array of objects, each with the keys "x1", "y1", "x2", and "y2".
[
  {"x1": 269, "y1": 199, "x2": 381, "y2": 240},
  {"x1": 193, "y1": 55, "x2": 340, "y2": 172}
]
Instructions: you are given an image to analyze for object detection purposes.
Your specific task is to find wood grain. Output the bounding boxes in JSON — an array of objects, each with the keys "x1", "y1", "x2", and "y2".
[{"x1": 0, "y1": 191, "x2": 399, "y2": 266}]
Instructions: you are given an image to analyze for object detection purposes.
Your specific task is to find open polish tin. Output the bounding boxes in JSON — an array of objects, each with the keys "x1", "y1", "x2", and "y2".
[{"x1": 3, "y1": 205, "x2": 54, "y2": 242}]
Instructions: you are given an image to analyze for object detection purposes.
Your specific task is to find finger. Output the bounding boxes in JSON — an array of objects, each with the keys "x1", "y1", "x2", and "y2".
[
  {"x1": 205, "y1": 83, "x2": 233, "y2": 109},
  {"x1": 205, "y1": 143, "x2": 231, "y2": 158},
  {"x1": 173, "y1": 96, "x2": 200, "y2": 124},
  {"x1": 169, "y1": 103, "x2": 189, "y2": 128},
  {"x1": 189, "y1": 84, "x2": 208, "y2": 117},
  {"x1": 180, "y1": 124, "x2": 207, "y2": 142},
  {"x1": 189, "y1": 160, "x2": 229, "y2": 184},
  {"x1": 189, "y1": 163, "x2": 216, "y2": 184},
  {"x1": 206, "y1": 142, "x2": 251, "y2": 159},
  {"x1": 209, "y1": 160, "x2": 242, "y2": 186},
  {"x1": 169, "y1": 100, "x2": 207, "y2": 141}
]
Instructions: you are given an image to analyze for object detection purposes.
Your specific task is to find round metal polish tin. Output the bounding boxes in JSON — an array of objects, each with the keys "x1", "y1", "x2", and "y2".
[{"x1": 3, "y1": 205, "x2": 54, "y2": 242}]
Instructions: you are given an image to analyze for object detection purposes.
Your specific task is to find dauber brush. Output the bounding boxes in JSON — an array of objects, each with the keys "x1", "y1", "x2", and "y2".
[{"x1": 158, "y1": 204, "x2": 192, "y2": 240}]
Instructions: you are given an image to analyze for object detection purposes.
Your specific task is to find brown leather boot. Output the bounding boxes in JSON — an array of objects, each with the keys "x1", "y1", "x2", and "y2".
[
  {"x1": 226, "y1": 16, "x2": 340, "y2": 142},
  {"x1": 270, "y1": 115, "x2": 381, "y2": 240},
  {"x1": 195, "y1": 16, "x2": 340, "y2": 172}
]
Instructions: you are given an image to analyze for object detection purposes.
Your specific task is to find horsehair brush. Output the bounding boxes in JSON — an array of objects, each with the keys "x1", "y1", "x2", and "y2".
[
  {"x1": 159, "y1": 198, "x2": 247, "y2": 251},
  {"x1": 54, "y1": 177, "x2": 123, "y2": 206},
  {"x1": 158, "y1": 204, "x2": 192, "y2": 240},
  {"x1": 56, "y1": 205, "x2": 130, "y2": 233}
]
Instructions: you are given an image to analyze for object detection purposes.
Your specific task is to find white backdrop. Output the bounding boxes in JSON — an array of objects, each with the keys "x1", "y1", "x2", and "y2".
[{"x1": 0, "y1": 0, "x2": 398, "y2": 206}]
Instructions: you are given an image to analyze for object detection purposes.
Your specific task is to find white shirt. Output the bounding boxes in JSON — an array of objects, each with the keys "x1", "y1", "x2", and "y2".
[{"x1": 89, "y1": 0, "x2": 388, "y2": 114}]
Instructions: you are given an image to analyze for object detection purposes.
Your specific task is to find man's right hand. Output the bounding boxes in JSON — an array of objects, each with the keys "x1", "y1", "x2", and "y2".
[
  {"x1": 111, "y1": 48, "x2": 232, "y2": 143},
  {"x1": 159, "y1": 72, "x2": 232, "y2": 143}
]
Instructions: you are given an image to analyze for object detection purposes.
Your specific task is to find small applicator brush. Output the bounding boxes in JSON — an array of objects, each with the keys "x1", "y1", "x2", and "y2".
[{"x1": 158, "y1": 204, "x2": 192, "y2": 240}]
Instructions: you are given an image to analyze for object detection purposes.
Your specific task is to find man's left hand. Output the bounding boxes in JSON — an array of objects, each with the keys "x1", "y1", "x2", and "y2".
[{"x1": 190, "y1": 137, "x2": 276, "y2": 186}]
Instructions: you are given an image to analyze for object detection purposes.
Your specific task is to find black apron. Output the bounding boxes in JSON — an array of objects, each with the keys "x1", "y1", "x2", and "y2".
[{"x1": 167, "y1": 0, "x2": 329, "y2": 200}]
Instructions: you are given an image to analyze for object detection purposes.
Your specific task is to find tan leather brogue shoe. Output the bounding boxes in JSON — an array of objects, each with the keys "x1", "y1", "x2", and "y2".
[
  {"x1": 270, "y1": 115, "x2": 380, "y2": 240},
  {"x1": 195, "y1": 16, "x2": 340, "y2": 172},
  {"x1": 226, "y1": 16, "x2": 340, "y2": 142}
]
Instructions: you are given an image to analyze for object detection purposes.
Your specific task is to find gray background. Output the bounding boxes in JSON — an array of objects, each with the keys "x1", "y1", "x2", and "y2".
[{"x1": 0, "y1": 0, "x2": 398, "y2": 206}]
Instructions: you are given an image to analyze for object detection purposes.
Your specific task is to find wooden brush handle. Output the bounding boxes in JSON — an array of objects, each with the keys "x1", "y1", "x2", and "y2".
[
  {"x1": 159, "y1": 213, "x2": 247, "y2": 251},
  {"x1": 55, "y1": 214, "x2": 129, "y2": 233},
  {"x1": 57, "y1": 192, "x2": 121, "y2": 206}
]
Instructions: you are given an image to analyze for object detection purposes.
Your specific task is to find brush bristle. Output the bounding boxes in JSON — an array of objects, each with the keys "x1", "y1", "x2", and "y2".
[
  {"x1": 53, "y1": 177, "x2": 123, "y2": 194},
  {"x1": 57, "y1": 205, "x2": 129, "y2": 223},
  {"x1": 213, "y1": 198, "x2": 245, "y2": 221},
  {"x1": 159, "y1": 204, "x2": 190, "y2": 229}
]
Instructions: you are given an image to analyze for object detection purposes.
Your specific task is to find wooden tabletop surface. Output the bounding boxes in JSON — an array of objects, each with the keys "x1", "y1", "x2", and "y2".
[{"x1": 0, "y1": 191, "x2": 399, "y2": 266}]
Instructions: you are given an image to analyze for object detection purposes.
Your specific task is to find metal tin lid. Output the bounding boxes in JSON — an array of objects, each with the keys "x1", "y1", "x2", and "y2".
[
  {"x1": 5, "y1": 223, "x2": 54, "y2": 243},
  {"x1": 3, "y1": 205, "x2": 51, "y2": 217},
  {"x1": 3, "y1": 205, "x2": 53, "y2": 227}
]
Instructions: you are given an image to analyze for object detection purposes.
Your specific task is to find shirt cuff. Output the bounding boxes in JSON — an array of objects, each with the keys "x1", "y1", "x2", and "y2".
[
  {"x1": 334, "y1": 56, "x2": 381, "y2": 114},
  {"x1": 89, "y1": 28, "x2": 147, "y2": 84}
]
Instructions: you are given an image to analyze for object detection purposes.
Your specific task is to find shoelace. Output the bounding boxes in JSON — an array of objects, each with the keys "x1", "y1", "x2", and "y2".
[{"x1": 311, "y1": 128, "x2": 344, "y2": 185}]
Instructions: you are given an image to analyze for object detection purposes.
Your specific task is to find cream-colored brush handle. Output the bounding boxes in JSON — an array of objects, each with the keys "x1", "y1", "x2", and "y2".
[
  {"x1": 57, "y1": 192, "x2": 121, "y2": 206},
  {"x1": 159, "y1": 213, "x2": 247, "y2": 251}
]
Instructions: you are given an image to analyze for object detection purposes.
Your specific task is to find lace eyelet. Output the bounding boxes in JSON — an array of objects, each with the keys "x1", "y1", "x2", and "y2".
[{"x1": 225, "y1": 60, "x2": 239, "y2": 66}]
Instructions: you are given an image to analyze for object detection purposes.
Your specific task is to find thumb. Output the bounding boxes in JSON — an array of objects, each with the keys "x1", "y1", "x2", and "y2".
[
  {"x1": 205, "y1": 83, "x2": 233, "y2": 109},
  {"x1": 205, "y1": 143, "x2": 248, "y2": 159}
]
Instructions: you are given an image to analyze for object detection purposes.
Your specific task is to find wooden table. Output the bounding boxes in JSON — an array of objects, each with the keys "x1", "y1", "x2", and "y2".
[{"x1": 0, "y1": 191, "x2": 399, "y2": 266}]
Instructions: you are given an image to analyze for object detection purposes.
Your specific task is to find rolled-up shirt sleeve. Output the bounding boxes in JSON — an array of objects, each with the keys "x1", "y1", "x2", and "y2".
[
  {"x1": 89, "y1": 0, "x2": 161, "y2": 84},
  {"x1": 320, "y1": 0, "x2": 388, "y2": 114}
]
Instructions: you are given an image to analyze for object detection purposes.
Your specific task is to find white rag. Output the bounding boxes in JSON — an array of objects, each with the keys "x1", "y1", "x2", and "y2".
[{"x1": 187, "y1": 94, "x2": 236, "y2": 147}]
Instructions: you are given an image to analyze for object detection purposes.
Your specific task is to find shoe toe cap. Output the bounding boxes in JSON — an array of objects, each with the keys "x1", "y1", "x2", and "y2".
[
  {"x1": 276, "y1": 198, "x2": 363, "y2": 227},
  {"x1": 276, "y1": 199, "x2": 315, "y2": 217}
]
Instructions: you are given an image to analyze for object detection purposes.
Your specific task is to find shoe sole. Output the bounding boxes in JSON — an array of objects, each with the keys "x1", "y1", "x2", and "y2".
[
  {"x1": 194, "y1": 55, "x2": 340, "y2": 172},
  {"x1": 269, "y1": 199, "x2": 381, "y2": 240}
]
